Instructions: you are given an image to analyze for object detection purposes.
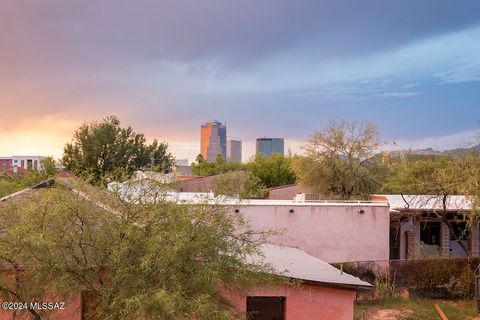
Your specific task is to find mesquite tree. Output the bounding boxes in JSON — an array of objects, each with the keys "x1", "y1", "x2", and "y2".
[
  {"x1": 293, "y1": 121, "x2": 385, "y2": 199},
  {"x1": 0, "y1": 180, "x2": 283, "y2": 320}
]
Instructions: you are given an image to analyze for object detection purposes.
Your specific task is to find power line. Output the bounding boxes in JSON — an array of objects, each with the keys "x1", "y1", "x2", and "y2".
[{"x1": 0, "y1": 127, "x2": 66, "y2": 143}]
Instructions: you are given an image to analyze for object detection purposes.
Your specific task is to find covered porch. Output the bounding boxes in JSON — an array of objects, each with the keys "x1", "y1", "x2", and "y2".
[{"x1": 389, "y1": 211, "x2": 479, "y2": 260}]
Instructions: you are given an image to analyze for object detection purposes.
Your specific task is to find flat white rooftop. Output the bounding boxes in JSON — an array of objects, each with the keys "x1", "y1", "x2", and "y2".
[
  {"x1": 225, "y1": 199, "x2": 389, "y2": 207},
  {"x1": 373, "y1": 194, "x2": 471, "y2": 211},
  {"x1": 0, "y1": 156, "x2": 47, "y2": 159}
]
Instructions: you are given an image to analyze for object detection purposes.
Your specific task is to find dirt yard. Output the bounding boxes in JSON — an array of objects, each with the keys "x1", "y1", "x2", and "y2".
[{"x1": 354, "y1": 299, "x2": 478, "y2": 320}]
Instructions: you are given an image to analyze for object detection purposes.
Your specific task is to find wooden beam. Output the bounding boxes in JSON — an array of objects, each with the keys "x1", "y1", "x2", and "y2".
[{"x1": 434, "y1": 303, "x2": 448, "y2": 320}]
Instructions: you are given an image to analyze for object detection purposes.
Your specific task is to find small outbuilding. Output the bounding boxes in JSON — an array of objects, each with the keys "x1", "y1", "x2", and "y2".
[{"x1": 230, "y1": 244, "x2": 371, "y2": 320}]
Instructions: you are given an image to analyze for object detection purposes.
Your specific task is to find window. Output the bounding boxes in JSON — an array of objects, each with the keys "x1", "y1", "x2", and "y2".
[
  {"x1": 450, "y1": 222, "x2": 470, "y2": 241},
  {"x1": 246, "y1": 297, "x2": 285, "y2": 320},
  {"x1": 21, "y1": 160, "x2": 24, "y2": 168},
  {"x1": 420, "y1": 222, "x2": 440, "y2": 245}
]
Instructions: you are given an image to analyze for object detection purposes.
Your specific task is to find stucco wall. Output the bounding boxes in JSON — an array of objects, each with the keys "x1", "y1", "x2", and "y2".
[
  {"x1": 0, "y1": 284, "x2": 355, "y2": 320},
  {"x1": 236, "y1": 204, "x2": 390, "y2": 263},
  {"x1": 0, "y1": 285, "x2": 355, "y2": 320},
  {"x1": 228, "y1": 284, "x2": 355, "y2": 320}
]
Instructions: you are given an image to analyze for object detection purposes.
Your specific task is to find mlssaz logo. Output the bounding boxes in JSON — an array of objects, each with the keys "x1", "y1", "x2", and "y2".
[{"x1": 30, "y1": 302, "x2": 66, "y2": 310}]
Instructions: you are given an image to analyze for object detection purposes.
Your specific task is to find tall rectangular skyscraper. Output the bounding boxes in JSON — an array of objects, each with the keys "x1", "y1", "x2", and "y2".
[
  {"x1": 227, "y1": 140, "x2": 242, "y2": 163},
  {"x1": 200, "y1": 120, "x2": 227, "y2": 162},
  {"x1": 256, "y1": 138, "x2": 284, "y2": 157}
]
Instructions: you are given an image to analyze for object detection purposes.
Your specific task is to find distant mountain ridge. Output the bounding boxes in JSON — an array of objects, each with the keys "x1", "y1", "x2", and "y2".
[
  {"x1": 446, "y1": 144, "x2": 480, "y2": 156},
  {"x1": 386, "y1": 144, "x2": 480, "y2": 157}
]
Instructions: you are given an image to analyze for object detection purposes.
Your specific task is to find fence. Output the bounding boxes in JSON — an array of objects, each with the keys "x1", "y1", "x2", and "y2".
[{"x1": 333, "y1": 257, "x2": 480, "y2": 299}]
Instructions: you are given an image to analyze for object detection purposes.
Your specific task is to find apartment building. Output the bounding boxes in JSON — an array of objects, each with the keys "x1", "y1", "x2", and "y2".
[{"x1": 0, "y1": 155, "x2": 47, "y2": 172}]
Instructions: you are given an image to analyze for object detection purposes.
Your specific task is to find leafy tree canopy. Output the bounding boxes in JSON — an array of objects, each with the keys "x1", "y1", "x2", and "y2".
[
  {"x1": 0, "y1": 180, "x2": 284, "y2": 320},
  {"x1": 62, "y1": 116, "x2": 174, "y2": 185},
  {"x1": 382, "y1": 153, "x2": 480, "y2": 256},
  {"x1": 292, "y1": 121, "x2": 385, "y2": 200},
  {"x1": 246, "y1": 154, "x2": 296, "y2": 189},
  {"x1": 382, "y1": 154, "x2": 465, "y2": 195},
  {"x1": 191, "y1": 155, "x2": 245, "y2": 176},
  {"x1": 213, "y1": 171, "x2": 267, "y2": 199},
  {"x1": 464, "y1": 152, "x2": 480, "y2": 222},
  {"x1": 191, "y1": 154, "x2": 296, "y2": 190},
  {"x1": 195, "y1": 153, "x2": 205, "y2": 164}
]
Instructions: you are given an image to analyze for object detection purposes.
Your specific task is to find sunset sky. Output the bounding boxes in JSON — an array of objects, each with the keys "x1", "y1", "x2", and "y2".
[{"x1": 1, "y1": 0, "x2": 479, "y2": 162}]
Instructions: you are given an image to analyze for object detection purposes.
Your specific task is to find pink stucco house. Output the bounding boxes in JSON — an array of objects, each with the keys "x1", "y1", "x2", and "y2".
[
  {"x1": 0, "y1": 244, "x2": 370, "y2": 320},
  {"x1": 111, "y1": 179, "x2": 392, "y2": 264},
  {"x1": 1, "y1": 178, "x2": 371, "y2": 320},
  {"x1": 229, "y1": 244, "x2": 371, "y2": 320}
]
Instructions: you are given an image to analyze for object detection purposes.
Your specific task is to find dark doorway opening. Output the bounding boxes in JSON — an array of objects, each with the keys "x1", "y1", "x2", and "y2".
[
  {"x1": 246, "y1": 297, "x2": 285, "y2": 320},
  {"x1": 389, "y1": 226, "x2": 400, "y2": 260},
  {"x1": 420, "y1": 221, "x2": 440, "y2": 245}
]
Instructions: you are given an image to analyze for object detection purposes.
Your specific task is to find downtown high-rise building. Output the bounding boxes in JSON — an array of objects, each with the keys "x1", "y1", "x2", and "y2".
[
  {"x1": 200, "y1": 120, "x2": 227, "y2": 162},
  {"x1": 256, "y1": 138, "x2": 284, "y2": 157},
  {"x1": 226, "y1": 140, "x2": 242, "y2": 163}
]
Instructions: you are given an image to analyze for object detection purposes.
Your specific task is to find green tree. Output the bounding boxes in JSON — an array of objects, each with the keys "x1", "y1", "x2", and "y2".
[
  {"x1": 215, "y1": 154, "x2": 225, "y2": 163},
  {"x1": 246, "y1": 154, "x2": 296, "y2": 188},
  {"x1": 213, "y1": 171, "x2": 266, "y2": 199},
  {"x1": 383, "y1": 154, "x2": 471, "y2": 255},
  {"x1": 293, "y1": 121, "x2": 384, "y2": 199},
  {"x1": 148, "y1": 140, "x2": 175, "y2": 173},
  {"x1": 0, "y1": 180, "x2": 283, "y2": 320},
  {"x1": 196, "y1": 154, "x2": 205, "y2": 164},
  {"x1": 191, "y1": 153, "x2": 296, "y2": 189},
  {"x1": 62, "y1": 116, "x2": 174, "y2": 185},
  {"x1": 41, "y1": 156, "x2": 58, "y2": 177},
  {"x1": 464, "y1": 152, "x2": 480, "y2": 223},
  {"x1": 191, "y1": 158, "x2": 245, "y2": 177}
]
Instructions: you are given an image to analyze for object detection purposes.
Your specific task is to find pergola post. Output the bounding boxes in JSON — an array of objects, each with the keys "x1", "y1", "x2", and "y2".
[
  {"x1": 471, "y1": 224, "x2": 480, "y2": 258},
  {"x1": 441, "y1": 221, "x2": 450, "y2": 257},
  {"x1": 405, "y1": 231, "x2": 416, "y2": 259}
]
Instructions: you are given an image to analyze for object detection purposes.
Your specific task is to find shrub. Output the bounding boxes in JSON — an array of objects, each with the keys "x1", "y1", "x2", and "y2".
[
  {"x1": 390, "y1": 258, "x2": 480, "y2": 298},
  {"x1": 374, "y1": 277, "x2": 397, "y2": 300}
]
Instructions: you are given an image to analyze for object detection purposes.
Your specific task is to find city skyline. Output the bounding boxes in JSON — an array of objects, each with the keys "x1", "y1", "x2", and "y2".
[
  {"x1": 0, "y1": 1, "x2": 480, "y2": 162},
  {"x1": 256, "y1": 138, "x2": 285, "y2": 158},
  {"x1": 200, "y1": 120, "x2": 227, "y2": 162},
  {"x1": 227, "y1": 139, "x2": 242, "y2": 163}
]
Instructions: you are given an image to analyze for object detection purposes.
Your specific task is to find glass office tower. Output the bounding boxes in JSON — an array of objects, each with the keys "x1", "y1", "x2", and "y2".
[
  {"x1": 256, "y1": 138, "x2": 284, "y2": 157},
  {"x1": 200, "y1": 120, "x2": 227, "y2": 162}
]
